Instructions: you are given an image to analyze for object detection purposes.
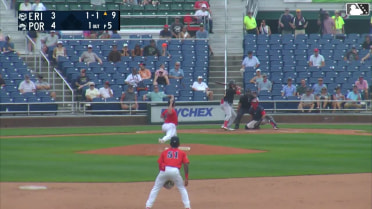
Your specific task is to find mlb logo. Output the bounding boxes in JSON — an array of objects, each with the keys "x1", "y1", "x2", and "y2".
[{"x1": 346, "y1": 3, "x2": 370, "y2": 16}]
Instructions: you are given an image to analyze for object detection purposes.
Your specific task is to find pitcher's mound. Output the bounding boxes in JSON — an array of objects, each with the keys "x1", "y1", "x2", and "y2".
[{"x1": 78, "y1": 144, "x2": 266, "y2": 156}]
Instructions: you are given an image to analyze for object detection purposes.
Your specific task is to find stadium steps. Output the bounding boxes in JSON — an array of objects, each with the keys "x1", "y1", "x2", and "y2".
[{"x1": 257, "y1": 0, "x2": 345, "y2": 11}]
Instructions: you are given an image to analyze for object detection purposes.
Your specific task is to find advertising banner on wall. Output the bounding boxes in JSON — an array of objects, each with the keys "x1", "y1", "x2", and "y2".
[{"x1": 148, "y1": 102, "x2": 225, "y2": 124}]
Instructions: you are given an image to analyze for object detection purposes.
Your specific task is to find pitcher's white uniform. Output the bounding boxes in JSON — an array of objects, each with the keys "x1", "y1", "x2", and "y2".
[
  {"x1": 146, "y1": 147, "x2": 191, "y2": 209},
  {"x1": 159, "y1": 107, "x2": 178, "y2": 143}
]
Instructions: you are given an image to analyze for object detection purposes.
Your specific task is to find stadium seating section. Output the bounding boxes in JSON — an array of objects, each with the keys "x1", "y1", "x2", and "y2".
[
  {"x1": 0, "y1": 52, "x2": 58, "y2": 114},
  {"x1": 57, "y1": 37, "x2": 210, "y2": 111},
  {"x1": 243, "y1": 33, "x2": 371, "y2": 110}
]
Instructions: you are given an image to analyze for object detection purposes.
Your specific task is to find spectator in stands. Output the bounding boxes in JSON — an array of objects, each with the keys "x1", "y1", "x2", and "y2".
[
  {"x1": 79, "y1": 45, "x2": 103, "y2": 64},
  {"x1": 85, "y1": 82, "x2": 100, "y2": 102},
  {"x1": 99, "y1": 81, "x2": 113, "y2": 99},
  {"x1": 120, "y1": 85, "x2": 138, "y2": 110},
  {"x1": 110, "y1": 30, "x2": 121, "y2": 39},
  {"x1": 195, "y1": 4, "x2": 213, "y2": 33},
  {"x1": 192, "y1": 76, "x2": 213, "y2": 100},
  {"x1": 278, "y1": 8, "x2": 294, "y2": 34},
  {"x1": 298, "y1": 88, "x2": 315, "y2": 113},
  {"x1": 281, "y1": 77, "x2": 296, "y2": 97},
  {"x1": 75, "y1": 69, "x2": 90, "y2": 98},
  {"x1": 290, "y1": 9, "x2": 308, "y2": 37},
  {"x1": 0, "y1": 74, "x2": 5, "y2": 87},
  {"x1": 243, "y1": 11, "x2": 258, "y2": 35},
  {"x1": 180, "y1": 26, "x2": 191, "y2": 39},
  {"x1": 19, "y1": 0, "x2": 32, "y2": 11},
  {"x1": 153, "y1": 67, "x2": 170, "y2": 86},
  {"x1": 360, "y1": 45, "x2": 372, "y2": 63},
  {"x1": 121, "y1": 43, "x2": 131, "y2": 56},
  {"x1": 296, "y1": 79, "x2": 308, "y2": 96},
  {"x1": 160, "y1": 25, "x2": 172, "y2": 39},
  {"x1": 196, "y1": 23, "x2": 214, "y2": 55},
  {"x1": 344, "y1": 85, "x2": 362, "y2": 109},
  {"x1": 125, "y1": 68, "x2": 142, "y2": 87},
  {"x1": 240, "y1": 51, "x2": 260, "y2": 72},
  {"x1": 344, "y1": 46, "x2": 359, "y2": 61},
  {"x1": 250, "y1": 69, "x2": 263, "y2": 84},
  {"x1": 257, "y1": 73, "x2": 272, "y2": 93},
  {"x1": 355, "y1": 76, "x2": 369, "y2": 100},
  {"x1": 143, "y1": 40, "x2": 159, "y2": 56},
  {"x1": 41, "y1": 31, "x2": 58, "y2": 57},
  {"x1": 155, "y1": 63, "x2": 168, "y2": 76},
  {"x1": 312, "y1": 78, "x2": 327, "y2": 95},
  {"x1": 308, "y1": 48, "x2": 325, "y2": 68},
  {"x1": 2, "y1": 36, "x2": 17, "y2": 54},
  {"x1": 362, "y1": 35, "x2": 372, "y2": 50},
  {"x1": 170, "y1": 17, "x2": 184, "y2": 38},
  {"x1": 132, "y1": 43, "x2": 144, "y2": 57},
  {"x1": 0, "y1": 29, "x2": 4, "y2": 41},
  {"x1": 143, "y1": 85, "x2": 173, "y2": 102},
  {"x1": 31, "y1": 0, "x2": 46, "y2": 11},
  {"x1": 332, "y1": 10, "x2": 345, "y2": 34},
  {"x1": 332, "y1": 86, "x2": 345, "y2": 111},
  {"x1": 169, "y1": 61, "x2": 184, "y2": 80},
  {"x1": 160, "y1": 43, "x2": 171, "y2": 57},
  {"x1": 27, "y1": 31, "x2": 37, "y2": 53},
  {"x1": 320, "y1": 11, "x2": 335, "y2": 35},
  {"x1": 108, "y1": 44, "x2": 122, "y2": 63},
  {"x1": 52, "y1": 41, "x2": 66, "y2": 65},
  {"x1": 18, "y1": 74, "x2": 36, "y2": 94},
  {"x1": 194, "y1": 0, "x2": 210, "y2": 13},
  {"x1": 35, "y1": 74, "x2": 56, "y2": 99},
  {"x1": 99, "y1": 30, "x2": 110, "y2": 39},
  {"x1": 259, "y1": 20, "x2": 271, "y2": 36},
  {"x1": 315, "y1": 86, "x2": 330, "y2": 109},
  {"x1": 138, "y1": 63, "x2": 152, "y2": 80}
]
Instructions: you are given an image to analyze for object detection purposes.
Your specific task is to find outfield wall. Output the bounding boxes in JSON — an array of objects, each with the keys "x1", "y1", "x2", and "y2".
[{"x1": 0, "y1": 114, "x2": 370, "y2": 128}]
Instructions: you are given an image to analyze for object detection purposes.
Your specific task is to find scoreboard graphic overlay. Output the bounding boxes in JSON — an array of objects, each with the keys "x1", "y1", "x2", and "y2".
[{"x1": 18, "y1": 11, "x2": 120, "y2": 31}]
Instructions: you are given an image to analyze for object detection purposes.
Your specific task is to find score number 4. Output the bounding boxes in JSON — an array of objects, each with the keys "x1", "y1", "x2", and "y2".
[{"x1": 51, "y1": 11, "x2": 56, "y2": 29}]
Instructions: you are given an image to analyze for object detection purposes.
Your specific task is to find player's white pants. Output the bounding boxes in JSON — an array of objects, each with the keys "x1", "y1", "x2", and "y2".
[
  {"x1": 220, "y1": 101, "x2": 236, "y2": 127},
  {"x1": 160, "y1": 123, "x2": 177, "y2": 142},
  {"x1": 246, "y1": 119, "x2": 268, "y2": 129},
  {"x1": 146, "y1": 166, "x2": 191, "y2": 208}
]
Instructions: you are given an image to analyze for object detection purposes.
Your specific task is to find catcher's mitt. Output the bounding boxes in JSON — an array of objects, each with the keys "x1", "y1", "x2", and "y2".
[{"x1": 163, "y1": 180, "x2": 175, "y2": 190}]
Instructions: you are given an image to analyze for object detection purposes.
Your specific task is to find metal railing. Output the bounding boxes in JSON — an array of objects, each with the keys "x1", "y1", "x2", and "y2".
[
  {"x1": 224, "y1": 0, "x2": 228, "y2": 90},
  {"x1": 53, "y1": 67, "x2": 75, "y2": 111},
  {"x1": 40, "y1": 51, "x2": 51, "y2": 84},
  {"x1": 25, "y1": 35, "x2": 38, "y2": 70},
  {"x1": 0, "y1": 0, "x2": 8, "y2": 10},
  {"x1": 246, "y1": 0, "x2": 258, "y2": 17}
]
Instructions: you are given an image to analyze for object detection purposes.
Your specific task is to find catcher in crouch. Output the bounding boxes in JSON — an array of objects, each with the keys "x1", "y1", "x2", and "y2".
[{"x1": 245, "y1": 98, "x2": 279, "y2": 130}]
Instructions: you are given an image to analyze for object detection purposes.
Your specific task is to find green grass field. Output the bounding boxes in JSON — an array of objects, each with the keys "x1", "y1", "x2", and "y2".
[{"x1": 0, "y1": 124, "x2": 371, "y2": 182}]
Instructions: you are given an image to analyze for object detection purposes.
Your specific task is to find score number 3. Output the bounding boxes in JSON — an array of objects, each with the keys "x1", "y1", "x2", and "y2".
[{"x1": 51, "y1": 11, "x2": 56, "y2": 29}]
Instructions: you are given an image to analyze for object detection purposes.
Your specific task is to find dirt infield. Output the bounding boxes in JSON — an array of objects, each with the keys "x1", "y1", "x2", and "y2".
[{"x1": 1, "y1": 173, "x2": 370, "y2": 209}]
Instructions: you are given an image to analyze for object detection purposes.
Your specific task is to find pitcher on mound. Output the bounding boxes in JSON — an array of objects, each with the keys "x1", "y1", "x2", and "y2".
[{"x1": 159, "y1": 96, "x2": 178, "y2": 143}]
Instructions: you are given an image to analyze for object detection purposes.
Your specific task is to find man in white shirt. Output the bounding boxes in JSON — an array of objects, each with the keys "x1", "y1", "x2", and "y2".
[
  {"x1": 85, "y1": 82, "x2": 100, "y2": 102},
  {"x1": 125, "y1": 68, "x2": 142, "y2": 87},
  {"x1": 18, "y1": 75, "x2": 36, "y2": 94},
  {"x1": 192, "y1": 76, "x2": 213, "y2": 100},
  {"x1": 194, "y1": 4, "x2": 213, "y2": 33},
  {"x1": 241, "y1": 51, "x2": 260, "y2": 73},
  {"x1": 99, "y1": 81, "x2": 113, "y2": 99},
  {"x1": 19, "y1": 0, "x2": 32, "y2": 11},
  {"x1": 309, "y1": 48, "x2": 325, "y2": 67},
  {"x1": 31, "y1": 0, "x2": 46, "y2": 11},
  {"x1": 42, "y1": 31, "x2": 58, "y2": 56}
]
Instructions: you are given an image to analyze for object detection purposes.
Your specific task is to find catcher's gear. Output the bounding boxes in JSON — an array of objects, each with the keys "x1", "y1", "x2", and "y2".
[
  {"x1": 264, "y1": 115, "x2": 278, "y2": 128},
  {"x1": 163, "y1": 180, "x2": 175, "y2": 189},
  {"x1": 251, "y1": 98, "x2": 259, "y2": 109},
  {"x1": 170, "y1": 136, "x2": 180, "y2": 148},
  {"x1": 253, "y1": 118, "x2": 262, "y2": 129}
]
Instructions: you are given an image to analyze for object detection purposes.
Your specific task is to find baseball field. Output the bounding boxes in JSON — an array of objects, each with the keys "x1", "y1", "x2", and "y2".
[{"x1": 0, "y1": 124, "x2": 371, "y2": 209}]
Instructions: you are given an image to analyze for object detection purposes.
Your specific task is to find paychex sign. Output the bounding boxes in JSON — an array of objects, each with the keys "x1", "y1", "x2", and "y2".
[{"x1": 149, "y1": 102, "x2": 225, "y2": 124}]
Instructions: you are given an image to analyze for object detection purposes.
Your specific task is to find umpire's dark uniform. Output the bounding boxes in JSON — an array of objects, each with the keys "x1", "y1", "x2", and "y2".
[{"x1": 234, "y1": 91, "x2": 255, "y2": 129}]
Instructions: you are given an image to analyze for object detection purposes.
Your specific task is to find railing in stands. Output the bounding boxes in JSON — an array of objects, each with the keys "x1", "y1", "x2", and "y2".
[
  {"x1": 224, "y1": 0, "x2": 228, "y2": 89},
  {"x1": 25, "y1": 35, "x2": 38, "y2": 71},
  {"x1": 53, "y1": 67, "x2": 75, "y2": 112},
  {"x1": 0, "y1": 0, "x2": 8, "y2": 10},
  {"x1": 40, "y1": 51, "x2": 51, "y2": 85},
  {"x1": 246, "y1": 0, "x2": 258, "y2": 17}
]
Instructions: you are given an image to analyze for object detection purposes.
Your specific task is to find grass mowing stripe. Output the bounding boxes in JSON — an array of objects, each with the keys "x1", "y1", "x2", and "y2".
[
  {"x1": 1, "y1": 132, "x2": 370, "y2": 182},
  {"x1": 1, "y1": 124, "x2": 371, "y2": 136}
]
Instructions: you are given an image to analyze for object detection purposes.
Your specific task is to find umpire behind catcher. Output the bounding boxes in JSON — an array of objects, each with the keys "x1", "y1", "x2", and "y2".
[{"x1": 234, "y1": 89, "x2": 255, "y2": 129}]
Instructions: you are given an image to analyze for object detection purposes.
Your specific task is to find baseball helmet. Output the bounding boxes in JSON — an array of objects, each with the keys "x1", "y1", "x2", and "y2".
[{"x1": 170, "y1": 136, "x2": 180, "y2": 148}]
